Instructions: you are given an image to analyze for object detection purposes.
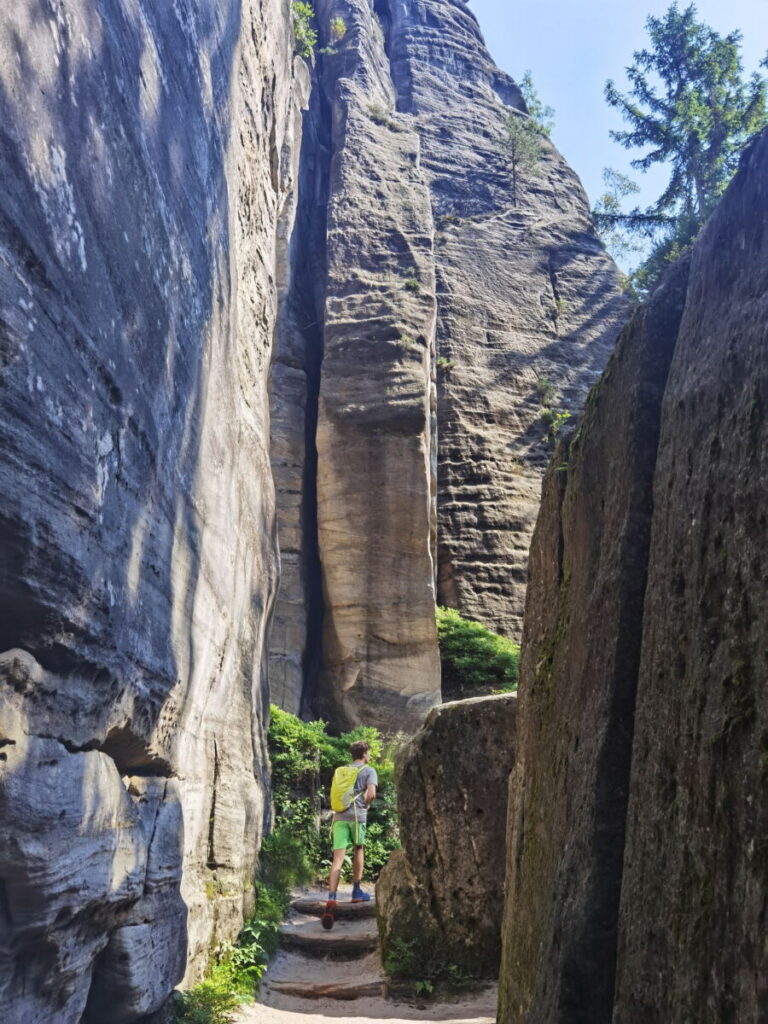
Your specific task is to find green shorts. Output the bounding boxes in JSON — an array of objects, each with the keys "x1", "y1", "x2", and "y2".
[{"x1": 332, "y1": 820, "x2": 367, "y2": 849}]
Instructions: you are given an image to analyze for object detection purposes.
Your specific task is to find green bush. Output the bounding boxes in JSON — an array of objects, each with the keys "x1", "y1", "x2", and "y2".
[
  {"x1": 383, "y1": 935, "x2": 475, "y2": 988},
  {"x1": 436, "y1": 606, "x2": 519, "y2": 697},
  {"x1": 174, "y1": 883, "x2": 289, "y2": 1023},
  {"x1": 541, "y1": 407, "x2": 571, "y2": 445},
  {"x1": 291, "y1": 1, "x2": 317, "y2": 58},
  {"x1": 329, "y1": 15, "x2": 346, "y2": 41}
]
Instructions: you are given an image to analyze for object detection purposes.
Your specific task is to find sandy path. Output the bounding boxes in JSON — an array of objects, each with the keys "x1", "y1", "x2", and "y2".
[
  {"x1": 237, "y1": 988, "x2": 497, "y2": 1024},
  {"x1": 233, "y1": 887, "x2": 497, "y2": 1024}
]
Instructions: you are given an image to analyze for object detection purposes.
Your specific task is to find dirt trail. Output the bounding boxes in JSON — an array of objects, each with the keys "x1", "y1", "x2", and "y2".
[{"x1": 233, "y1": 887, "x2": 497, "y2": 1024}]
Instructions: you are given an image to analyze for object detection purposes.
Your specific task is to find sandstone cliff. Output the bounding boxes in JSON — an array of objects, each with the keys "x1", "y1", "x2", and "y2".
[
  {"x1": 0, "y1": 1, "x2": 307, "y2": 1020},
  {"x1": 267, "y1": 0, "x2": 629, "y2": 723},
  {"x1": 499, "y1": 127, "x2": 768, "y2": 1023}
]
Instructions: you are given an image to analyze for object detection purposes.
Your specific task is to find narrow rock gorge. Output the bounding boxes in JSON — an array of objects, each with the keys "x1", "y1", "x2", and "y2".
[
  {"x1": 500, "y1": 127, "x2": 768, "y2": 1024},
  {"x1": 6, "y1": 1, "x2": 763, "y2": 1023},
  {"x1": 0, "y1": 0, "x2": 624, "y2": 1017}
]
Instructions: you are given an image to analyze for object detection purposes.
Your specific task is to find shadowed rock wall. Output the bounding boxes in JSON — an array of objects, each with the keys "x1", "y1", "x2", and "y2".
[
  {"x1": 613, "y1": 125, "x2": 768, "y2": 1024},
  {"x1": 499, "y1": 127, "x2": 768, "y2": 1023},
  {"x1": 377, "y1": 693, "x2": 517, "y2": 978},
  {"x1": 0, "y1": 1, "x2": 308, "y2": 1020}
]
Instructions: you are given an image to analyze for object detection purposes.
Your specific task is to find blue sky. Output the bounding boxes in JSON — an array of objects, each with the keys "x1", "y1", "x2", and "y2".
[{"x1": 469, "y1": 0, "x2": 767, "y2": 218}]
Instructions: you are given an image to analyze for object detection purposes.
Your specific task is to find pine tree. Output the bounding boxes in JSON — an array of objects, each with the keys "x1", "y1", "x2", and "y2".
[
  {"x1": 597, "y1": 3, "x2": 766, "y2": 290},
  {"x1": 502, "y1": 113, "x2": 544, "y2": 207},
  {"x1": 519, "y1": 71, "x2": 555, "y2": 137}
]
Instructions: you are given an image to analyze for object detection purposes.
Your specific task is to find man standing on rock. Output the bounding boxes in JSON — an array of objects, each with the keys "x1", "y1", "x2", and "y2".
[{"x1": 322, "y1": 740, "x2": 377, "y2": 930}]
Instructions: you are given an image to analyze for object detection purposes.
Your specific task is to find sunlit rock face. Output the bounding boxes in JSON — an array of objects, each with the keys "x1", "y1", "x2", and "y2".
[
  {"x1": 267, "y1": 0, "x2": 629, "y2": 726},
  {"x1": 0, "y1": 0, "x2": 307, "y2": 1019},
  {"x1": 499, "y1": 127, "x2": 768, "y2": 1024}
]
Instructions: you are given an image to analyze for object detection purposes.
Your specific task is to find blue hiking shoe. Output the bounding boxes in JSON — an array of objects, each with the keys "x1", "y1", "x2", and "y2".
[{"x1": 351, "y1": 886, "x2": 371, "y2": 903}]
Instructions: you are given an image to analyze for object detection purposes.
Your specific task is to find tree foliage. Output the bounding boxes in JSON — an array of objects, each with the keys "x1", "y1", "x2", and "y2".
[
  {"x1": 519, "y1": 70, "x2": 555, "y2": 136},
  {"x1": 267, "y1": 706, "x2": 401, "y2": 883},
  {"x1": 502, "y1": 112, "x2": 544, "y2": 206},
  {"x1": 596, "y1": 2, "x2": 766, "y2": 291},
  {"x1": 291, "y1": 1, "x2": 317, "y2": 58}
]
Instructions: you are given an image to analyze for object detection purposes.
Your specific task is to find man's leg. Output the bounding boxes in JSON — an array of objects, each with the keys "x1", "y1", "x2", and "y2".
[
  {"x1": 323, "y1": 823, "x2": 350, "y2": 929},
  {"x1": 352, "y1": 844, "x2": 365, "y2": 886},
  {"x1": 328, "y1": 846, "x2": 346, "y2": 897},
  {"x1": 351, "y1": 822, "x2": 371, "y2": 902}
]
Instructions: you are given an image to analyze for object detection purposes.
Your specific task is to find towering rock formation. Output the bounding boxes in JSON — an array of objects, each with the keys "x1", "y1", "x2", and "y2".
[
  {"x1": 499, "y1": 127, "x2": 768, "y2": 1023},
  {"x1": 0, "y1": 0, "x2": 307, "y2": 1020},
  {"x1": 268, "y1": 0, "x2": 629, "y2": 722}
]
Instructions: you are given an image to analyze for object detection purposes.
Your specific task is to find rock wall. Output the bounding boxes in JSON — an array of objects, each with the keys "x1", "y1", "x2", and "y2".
[
  {"x1": 377, "y1": 693, "x2": 517, "y2": 978},
  {"x1": 313, "y1": 0, "x2": 442, "y2": 731},
  {"x1": 499, "y1": 127, "x2": 768, "y2": 1023},
  {"x1": 0, "y1": 1, "x2": 307, "y2": 1020},
  {"x1": 613, "y1": 126, "x2": 768, "y2": 1023},
  {"x1": 390, "y1": 0, "x2": 629, "y2": 642},
  {"x1": 267, "y1": 0, "x2": 629, "y2": 724}
]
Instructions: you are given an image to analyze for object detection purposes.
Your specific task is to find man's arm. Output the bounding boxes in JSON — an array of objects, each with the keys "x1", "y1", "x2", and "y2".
[{"x1": 364, "y1": 783, "x2": 376, "y2": 806}]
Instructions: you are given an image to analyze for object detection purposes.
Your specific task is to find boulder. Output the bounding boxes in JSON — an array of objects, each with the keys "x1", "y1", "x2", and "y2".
[{"x1": 378, "y1": 693, "x2": 517, "y2": 978}]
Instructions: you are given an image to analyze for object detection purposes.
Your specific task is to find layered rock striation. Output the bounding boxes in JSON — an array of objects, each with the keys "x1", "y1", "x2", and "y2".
[
  {"x1": 268, "y1": 0, "x2": 629, "y2": 723},
  {"x1": 377, "y1": 693, "x2": 517, "y2": 978},
  {"x1": 499, "y1": 127, "x2": 768, "y2": 1023},
  {"x1": 0, "y1": 0, "x2": 307, "y2": 1019}
]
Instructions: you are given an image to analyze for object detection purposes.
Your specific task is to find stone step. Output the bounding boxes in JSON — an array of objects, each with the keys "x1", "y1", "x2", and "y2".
[
  {"x1": 266, "y1": 979, "x2": 384, "y2": 1000},
  {"x1": 278, "y1": 915, "x2": 379, "y2": 959},
  {"x1": 291, "y1": 896, "x2": 377, "y2": 919}
]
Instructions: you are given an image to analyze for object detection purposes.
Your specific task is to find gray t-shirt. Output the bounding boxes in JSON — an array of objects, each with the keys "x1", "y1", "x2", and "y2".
[{"x1": 334, "y1": 764, "x2": 378, "y2": 823}]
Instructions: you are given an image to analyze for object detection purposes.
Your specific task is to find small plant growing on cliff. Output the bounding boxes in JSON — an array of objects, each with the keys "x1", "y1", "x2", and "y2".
[
  {"x1": 291, "y1": 1, "x2": 317, "y2": 58},
  {"x1": 436, "y1": 606, "x2": 520, "y2": 697},
  {"x1": 436, "y1": 356, "x2": 455, "y2": 372},
  {"x1": 533, "y1": 374, "x2": 555, "y2": 404},
  {"x1": 502, "y1": 111, "x2": 544, "y2": 206},
  {"x1": 174, "y1": 885, "x2": 288, "y2": 1023},
  {"x1": 330, "y1": 15, "x2": 347, "y2": 41},
  {"x1": 541, "y1": 407, "x2": 571, "y2": 445},
  {"x1": 404, "y1": 276, "x2": 421, "y2": 292}
]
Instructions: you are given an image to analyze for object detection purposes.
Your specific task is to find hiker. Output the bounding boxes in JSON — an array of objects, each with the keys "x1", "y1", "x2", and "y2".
[{"x1": 322, "y1": 740, "x2": 377, "y2": 930}]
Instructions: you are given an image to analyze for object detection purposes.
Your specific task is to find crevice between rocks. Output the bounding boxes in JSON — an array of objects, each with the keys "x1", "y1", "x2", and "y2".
[{"x1": 295, "y1": 60, "x2": 333, "y2": 719}]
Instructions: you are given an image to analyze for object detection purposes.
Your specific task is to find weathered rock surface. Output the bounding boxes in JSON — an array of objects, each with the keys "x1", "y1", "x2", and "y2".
[
  {"x1": 267, "y1": 0, "x2": 629, "y2": 723},
  {"x1": 498, "y1": 260, "x2": 690, "y2": 1023},
  {"x1": 0, "y1": 0, "x2": 307, "y2": 1019},
  {"x1": 312, "y1": 0, "x2": 442, "y2": 731},
  {"x1": 499, "y1": 128, "x2": 768, "y2": 1023},
  {"x1": 390, "y1": 0, "x2": 630, "y2": 643},
  {"x1": 377, "y1": 693, "x2": 517, "y2": 977},
  {"x1": 614, "y1": 127, "x2": 768, "y2": 1023}
]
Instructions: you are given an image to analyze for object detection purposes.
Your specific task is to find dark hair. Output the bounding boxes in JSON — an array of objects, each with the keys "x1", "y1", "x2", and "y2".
[{"x1": 350, "y1": 740, "x2": 370, "y2": 761}]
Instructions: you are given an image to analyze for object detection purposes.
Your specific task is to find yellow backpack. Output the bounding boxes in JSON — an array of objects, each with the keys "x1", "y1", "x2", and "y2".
[{"x1": 329, "y1": 764, "x2": 363, "y2": 813}]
